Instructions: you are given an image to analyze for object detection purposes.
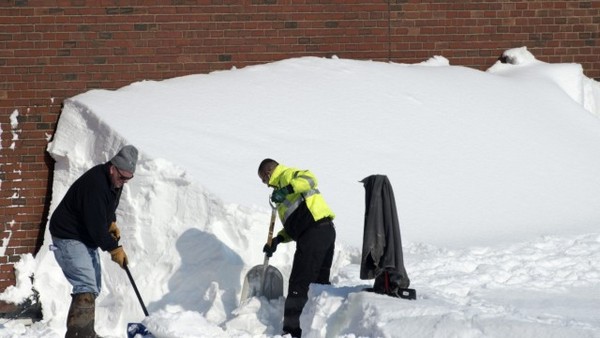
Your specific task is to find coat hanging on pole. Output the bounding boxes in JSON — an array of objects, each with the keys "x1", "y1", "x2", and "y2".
[{"x1": 360, "y1": 174, "x2": 415, "y2": 300}]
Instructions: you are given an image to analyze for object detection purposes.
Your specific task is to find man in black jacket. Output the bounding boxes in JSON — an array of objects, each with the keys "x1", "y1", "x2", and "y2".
[{"x1": 50, "y1": 145, "x2": 138, "y2": 338}]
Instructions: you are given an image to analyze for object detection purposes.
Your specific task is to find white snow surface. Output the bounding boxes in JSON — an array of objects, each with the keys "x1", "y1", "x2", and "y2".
[{"x1": 1, "y1": 46, "x2": 600, "y2": 337}]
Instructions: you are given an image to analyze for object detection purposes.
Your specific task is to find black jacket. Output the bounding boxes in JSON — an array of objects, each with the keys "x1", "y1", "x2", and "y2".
[
  {"x1": 50, "y1": 162, "x2": 120, "y2": 251},
  {"x1": 360, "y1": 174, "x2": 409, "y2": 287}
]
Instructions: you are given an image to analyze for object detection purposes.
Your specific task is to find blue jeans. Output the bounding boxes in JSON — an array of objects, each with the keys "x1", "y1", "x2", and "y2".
[{"x1": 51, "y1": 236, "x2": 102, "y2": 296}]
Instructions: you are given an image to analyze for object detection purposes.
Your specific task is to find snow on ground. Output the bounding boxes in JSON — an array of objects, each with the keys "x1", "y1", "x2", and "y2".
[{"x1": 1, "y1": 46, "x2": 600, "y2": 337}]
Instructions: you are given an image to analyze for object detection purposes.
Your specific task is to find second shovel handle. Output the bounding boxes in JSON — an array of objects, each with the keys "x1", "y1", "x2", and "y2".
[{"x1": 266, "y1": 207, "x2": 277, "y2": 246}]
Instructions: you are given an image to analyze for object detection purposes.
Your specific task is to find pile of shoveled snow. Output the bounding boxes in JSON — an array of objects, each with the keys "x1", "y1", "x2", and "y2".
[{"x1": 0, "y1": 46, "x2": 599, "y2": 337}]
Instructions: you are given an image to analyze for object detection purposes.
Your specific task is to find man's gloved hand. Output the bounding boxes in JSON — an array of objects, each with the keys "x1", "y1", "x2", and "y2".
[
  {"x1": 263, "y1": 235, "x2": 284, "y2": 257},
  {"x1": 110, "y1": 246, "x2": 128, "y2": 269},
  {"x1": 271, "y1": 185, "x2": 293, "y2": 204},
  {"x1": 109, "y1": 222, "x2": 121, "y2": 241}
]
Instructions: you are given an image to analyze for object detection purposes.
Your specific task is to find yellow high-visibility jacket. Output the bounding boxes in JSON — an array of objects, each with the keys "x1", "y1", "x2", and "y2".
[{"x1": 269, "y1": 164, "x2": 335, "y2": 242}]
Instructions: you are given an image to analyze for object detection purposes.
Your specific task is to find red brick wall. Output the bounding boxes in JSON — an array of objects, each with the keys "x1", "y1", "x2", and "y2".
[{"x1": 1, "y1": 0, "x2": 598, "y2": 291}]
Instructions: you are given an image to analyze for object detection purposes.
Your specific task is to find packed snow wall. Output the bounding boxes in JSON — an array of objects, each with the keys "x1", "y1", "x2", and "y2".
[{"x1": 22, "y1": 50, "x2": 600, "y2": 336}]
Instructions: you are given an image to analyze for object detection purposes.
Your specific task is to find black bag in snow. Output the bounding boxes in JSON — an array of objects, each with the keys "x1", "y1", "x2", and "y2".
[{"x1": 360, "y1": 174, "x2": 416, "y2": 300}]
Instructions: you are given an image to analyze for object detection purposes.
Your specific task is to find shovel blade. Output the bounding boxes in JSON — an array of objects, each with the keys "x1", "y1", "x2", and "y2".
[
  {"x1": 127, "y1": 323, "x2": 154, "y2": 338},
  {"x1": 240, "y1": 264, "x2": 284, "y2": 302}
]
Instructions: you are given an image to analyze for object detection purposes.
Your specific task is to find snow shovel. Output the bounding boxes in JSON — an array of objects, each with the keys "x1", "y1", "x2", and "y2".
[
  {"x1": 240, "y1": 204, "x2": 284, "y2": 302},
  {"x1": 124, "y1": 264, "x2": 155, "y2": 338}
]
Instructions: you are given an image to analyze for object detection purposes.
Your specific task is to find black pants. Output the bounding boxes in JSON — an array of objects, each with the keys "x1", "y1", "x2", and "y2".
[{"x1": 283, "y1": 222, "x2": 336, "y2": 337}]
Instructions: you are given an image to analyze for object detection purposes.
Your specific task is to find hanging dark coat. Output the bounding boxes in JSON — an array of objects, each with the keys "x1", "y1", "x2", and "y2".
[{"x1": 360, "y1": 174, "x2": 410, "y2": 291}]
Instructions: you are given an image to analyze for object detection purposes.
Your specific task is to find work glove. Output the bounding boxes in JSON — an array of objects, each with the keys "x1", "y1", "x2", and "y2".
[
  {"x1": 263, "y1": 235, "x2": 284, "y2": 257},
  {"x1": 108, "y1": 221, "x2": 121, "y2": 241},
  {"x1": 270, "y1": 185, "x2": 293, "y2": 204},
  {"x1": 110, "y1": 246, "x2": 129, "y2": 269}
]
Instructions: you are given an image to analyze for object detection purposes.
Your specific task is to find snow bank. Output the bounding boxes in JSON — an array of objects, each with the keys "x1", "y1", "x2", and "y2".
[
  {"x1": 2, "y1": 48, "x2": 600, "y2": 337},
  {"x1": 45, "y1": 50, "x2": 600, "y2": 249},
  {"x1": 492, "y1": 46, "x2": 600, "y2": 117}
]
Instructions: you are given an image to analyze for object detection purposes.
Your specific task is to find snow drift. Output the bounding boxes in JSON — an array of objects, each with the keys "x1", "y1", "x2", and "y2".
[{"x1": 1, "y1": 47, "x2": 599, "y2": 337}]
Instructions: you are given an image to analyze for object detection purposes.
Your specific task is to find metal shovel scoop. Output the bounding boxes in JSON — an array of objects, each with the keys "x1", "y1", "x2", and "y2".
[{"x1": 240, "y1": 204, "x2": 284, "y2": 302}]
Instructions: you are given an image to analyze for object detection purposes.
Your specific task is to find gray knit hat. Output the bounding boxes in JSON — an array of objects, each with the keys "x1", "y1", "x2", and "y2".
[{"x1": 110, "y1": 145, "x2": 138, "y2": 173}]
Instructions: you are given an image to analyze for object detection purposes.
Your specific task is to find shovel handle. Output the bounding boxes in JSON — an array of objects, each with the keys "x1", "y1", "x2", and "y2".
[
  {"x1": 261, "y1": 204, "x2": 278, "y2": 289},
  {"x1": 266, "y1": 206, "x2": 277, "y2": 246},
  {"x1": 263, "y1": 206, "x2": 277, "y2": 266},
  {"x1": 125, "y1": 264, "x2": 149, "y2": 317}
]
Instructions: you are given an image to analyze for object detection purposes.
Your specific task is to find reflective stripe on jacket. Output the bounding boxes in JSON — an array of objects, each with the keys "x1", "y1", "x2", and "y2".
[{"x1": 269, "y1": 164, "x2": 335, "y2": 241}]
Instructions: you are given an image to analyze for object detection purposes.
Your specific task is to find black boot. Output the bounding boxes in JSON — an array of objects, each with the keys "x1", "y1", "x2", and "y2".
[
  {"x1": 282, "y1": 327, "x2": 302, "y2": 338},
  {"x1": 65, "y1": 292, "x2": 102, "y2": 338}
]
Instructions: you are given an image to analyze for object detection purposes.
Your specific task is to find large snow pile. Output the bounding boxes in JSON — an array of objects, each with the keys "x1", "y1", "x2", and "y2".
[{"x1": 1, "y1": 46, "x2": 600, "y2": 337}]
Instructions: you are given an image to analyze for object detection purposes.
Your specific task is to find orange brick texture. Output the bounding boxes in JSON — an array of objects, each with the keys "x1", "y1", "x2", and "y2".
[{"x1": 0, "y1": 0, "x2": 598, "y2": 291}]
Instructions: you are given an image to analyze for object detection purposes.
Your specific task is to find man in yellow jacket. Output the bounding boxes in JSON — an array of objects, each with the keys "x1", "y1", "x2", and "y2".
[{"x1": 258, "y1": 158, "x2": 336, "y2": 338}]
